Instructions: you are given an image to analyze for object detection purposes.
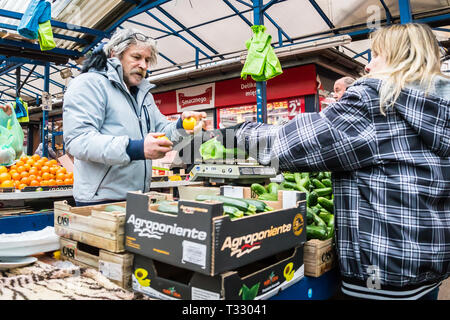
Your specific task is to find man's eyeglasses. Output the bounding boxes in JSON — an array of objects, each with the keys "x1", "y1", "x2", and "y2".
[{"x1": 127, "y1": 32, "x2": 154, "y2": 42}]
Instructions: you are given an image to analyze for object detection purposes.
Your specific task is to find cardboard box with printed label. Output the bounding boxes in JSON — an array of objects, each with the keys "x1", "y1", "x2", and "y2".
[
  {"x1": 124, "y1": 186, "x2": 306, "y2": 276},
  {"x1": 131, "y1": 246, "x2": 304, "y2": 300}
]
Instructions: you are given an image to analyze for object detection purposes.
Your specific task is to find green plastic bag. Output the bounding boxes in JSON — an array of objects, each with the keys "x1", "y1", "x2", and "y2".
[
  {"x1": 241, "y1": 25, "x2": 282, "y2": 81},
  {"x1": 0, "y1": 108, "x2": 24, "y2": 161},
  {"x1": 38, "y1": 20, "x2": 56, "y2": 51},
  {"x1": 0, "y1": 126, "x2": 16, "y2": 166},
  {"x1": 199, "y1": 137, "x2": 247, "y2": 161}
]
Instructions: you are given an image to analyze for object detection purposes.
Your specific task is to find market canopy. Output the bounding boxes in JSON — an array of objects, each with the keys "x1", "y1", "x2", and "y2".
[{"x1": 0, "y1": 0, "x2": 449, "y2": 103}]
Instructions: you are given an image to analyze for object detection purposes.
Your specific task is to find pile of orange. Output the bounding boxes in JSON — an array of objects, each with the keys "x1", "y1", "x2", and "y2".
[{"x1": 0, "y1": 154, "x2": 73, "y2": 190}]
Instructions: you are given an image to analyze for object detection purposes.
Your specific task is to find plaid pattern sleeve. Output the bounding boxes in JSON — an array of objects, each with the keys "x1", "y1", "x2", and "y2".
[{"x1": 236, "y1": 78, "x2": 450, "y2": 290}]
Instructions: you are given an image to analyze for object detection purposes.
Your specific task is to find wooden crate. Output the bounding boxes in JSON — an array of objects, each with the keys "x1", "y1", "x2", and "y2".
[
  {"x1": 54, "y1": 192, "x2": 173, "y2": 253},
  {"x1": 303, "y1": 238, "x2": 336, "y2": 277},
  {"x1": 60, "y1": 238, "x2": 134, "y2": 289},
  {"x1": 54, "y1": 201, "x2": 127, "y2": 252}
]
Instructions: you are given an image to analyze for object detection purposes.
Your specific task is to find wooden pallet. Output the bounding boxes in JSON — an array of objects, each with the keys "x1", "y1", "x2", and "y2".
[
  {"x1": 60, "y1": 238, "x2": 133, "y2": 289},
  {"x1": 303, "y1": 238, "x2": 336, "y2": 277},
  {"x1": 54, "y1": 200, "x2": 127, "y2": 253}
]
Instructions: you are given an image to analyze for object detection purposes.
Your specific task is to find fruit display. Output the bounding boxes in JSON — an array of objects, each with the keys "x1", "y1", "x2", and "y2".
[
  {"x1": 0, "y1": 154, "x2": 73, "y2": 190},
  {"x1": 250, "y1": 171, "x2": 334, "y2": 241}
]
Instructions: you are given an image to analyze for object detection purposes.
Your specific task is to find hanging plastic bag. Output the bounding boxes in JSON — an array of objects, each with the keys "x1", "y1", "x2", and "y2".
[
  {"x1": 0, "y1": 126, "x2": 16, "y2": 166},
  {"x1": 17, "y1": 0, "x2": 52, "y2": 40},
  {"x1": 14, "y1": 97, "x2": 30, "y2": 123},
  {"x1": 38, "y1": 20, "x2": 56, "y2": 51},
  {"x1": 0, "y1": 107, "x2": 24, "y2": 161},
  {"x1": 241, "y1": 25, "x2": 282, "y2": 82}
]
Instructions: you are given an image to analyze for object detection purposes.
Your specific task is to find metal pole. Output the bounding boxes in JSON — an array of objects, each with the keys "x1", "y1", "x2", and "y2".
[
  {"x1": 15, "y1": 67, "x2": 20, "y2": 97},
  {"x1": 253, "y1": 0, "x2": 267, "y2": 123},
  {"x1": 398, "y1": 0, "x2": 412, "y2": 24},
  {"x1": 42, "y1": 63, "x2": 50, "y2": 158}
]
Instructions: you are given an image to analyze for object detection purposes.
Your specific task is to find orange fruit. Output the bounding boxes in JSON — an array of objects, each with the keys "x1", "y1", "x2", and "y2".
[
  {"x1": 9, "y1": 164, "x2": 17, "y2": 171},
  {"x1": 67, "y1": 172, "x2": 73, "y2": 178},
  {"x1": 11, "y1": 172, "x2": 21, "y2": 181},
  {"x1": 55, "y1": 179, "x2": 64, "y2": 186},
  {"x1": 31, "y1": 154, "x2": 40, "y2": 161},
  {"x1": 57, "y1": 167, "x2": 67, "y2": 174},
  {"x1": 20, "y1": 171, "x2": 29, "y2": 179},
  {"x1": 1, "y1": 180, "x2": 14, "y2": 188},
  {"x1": 18, "y1": 183, "x2": 27, "y2": 190},
  {"x1": 28, "y1": 175, "x2": 37, "y2": 181},
  {"x1": 20, "y1": 177, "x2": 30, "y2": 186},
  {"x1": 26, "y1": 159, "x2": 34, "y2": 166},
  {"x1": 16, "y1": 166, "x2": 25, "y2": 173},
  {"x1": 182, "y1": 117, "x2": 197, "y2": 130},
  {"x1": 49, "y1": 166, "x2": 58, "y2": 174},
  {"x1": 41, "y1": 166, "x2": 50, "y2": 174},
  {"x1": 36, "y1": 176, "x2": 42, "y2": 182},
  {"x1": 29, "y1": 168, "x2": 38, "y2": 176},
  {"x1": 42, "y1": 172, "x2": 51, "y2": 181},
  {"x1": 41, "y1": 157, "x2": 48, "y2": 162},
  {"x1": 15, "y1": 160, "x2": 24, "y2": 167},
  {"x1": 40, "y1": 180, "x2": 49, "y2": 186},
  {"x1": 49, "y1": 159, "x2": 58, "y2": 166},
  {"x1": 0, "y1": 166, "x2": 7, "y2": 174},
  {"x1": 30, "y1": 180, "x2": 40, "y2": 187},
  {"x1": 0, "y1": 172, "x2": 11, "y2": 182},
  {"x1": 56, "y1": 172, "x2": 66, "y2": 180},
  {"x1": 23, "y1": 164, "x2": 31, "y2": 171},
  {"x1": 14, "y1": 181, "x2": 21, "y2": 189},
  {"x1": 19, "y1": 155, "x2": 28, "y2": 162},
  {"x1": 9, "y1": 169, "x2": 17, "y2": 175},
  {"x1": 48, "y1": 179, "x2": 56, "y2": 186}
]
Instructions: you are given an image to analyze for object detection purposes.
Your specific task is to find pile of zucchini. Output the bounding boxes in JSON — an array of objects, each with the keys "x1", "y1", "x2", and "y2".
[
  {"x1": 251, "y1": 172, "x2": 335, "y2": 241},
  {"x1": 195, "y1": 194, "x2": 274, "y2": 219}
]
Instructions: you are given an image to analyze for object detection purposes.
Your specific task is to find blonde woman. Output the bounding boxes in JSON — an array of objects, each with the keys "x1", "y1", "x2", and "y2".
[{"x1": 225, "y1": 23, "x2": 450, "y2": 300}]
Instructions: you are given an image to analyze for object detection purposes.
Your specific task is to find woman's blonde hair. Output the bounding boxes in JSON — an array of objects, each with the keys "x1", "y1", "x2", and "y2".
[{"x1": 367, "y1": 23, "x2": 446, "y2": 114}]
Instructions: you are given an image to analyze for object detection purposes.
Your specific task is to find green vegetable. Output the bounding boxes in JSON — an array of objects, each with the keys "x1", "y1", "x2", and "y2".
[
  {"x1": 311, "y1": 210, "x2": 326, "y2": 228},
  {"x1": 319, "y1": 212, "x2": 334, "y2": 225},
  {"x1": 300, "y1": 172, "x2": 310, "y2": 179},
  {"x1": 321, "y1": 178, "x2": 332, "y2": 188},
  {"x1": 282, "y1": 172, "x2": 295, "y2": 182},
  {"x1": 307, "y1": 225, "x2": 328, "y2": 240},
  {"x1": 312, "y1": 178, "x2": 326, "y2": 189},
  {"x1": 324, "y1": 172, "x2": 332, "y2": 179},
  {"x1": 223, "y1": 205, "x2": 244, "y2": 219},
  {"x1": 241, "y1": 198, "x2": 269, "y2": 212},
  {"x1": 257, "y1": 192, "x2": 278, "y2": 201},
  {"x1": 196, "y1": 195, "x2": 257, "y2": 213},
  {"x1": 326, "y1": 226, "x2": 334, "y2": 239},
  {"x1": 280, "y1": 181, "x2": 300, "y2": 191},
  {"x1": 199, "y1": 137, "x2": 247, "y2": 160},
  {"x1": 306, "y1": 191, "x2": 318, "y2": 207},
  {"x1": 104, "y1": 205, "x2": 126, "y2": 213},
  {"x1": 313, "y1": 187, "x2": 333, "y2": 197},
  {"x1": 251, "y1": 183, "x2": 267, "y2": 196},
  {"x1": 306, "y1": 207, "x2": 315, "y2": 225},
  {"x1": 266, "y1": 182, "x2": 279, "y2": 195},
  {"x1": 318, "y1": 197, "x2": 334, "y2": 213},
  {"x1": 156, "y1": 202, "x2": 178, "y2": 215},
  {"x1": 317, "y1": 172, "x2": 325, "y2": 180}
]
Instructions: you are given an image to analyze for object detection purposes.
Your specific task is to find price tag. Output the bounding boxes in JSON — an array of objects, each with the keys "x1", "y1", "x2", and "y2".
[{"x1": 42, "y1": 92, "x2": 52, "y2": 111}]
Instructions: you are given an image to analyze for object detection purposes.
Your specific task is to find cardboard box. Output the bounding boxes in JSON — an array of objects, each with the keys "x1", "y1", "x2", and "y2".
[
  {"x1": 131, "y1": 246, "x2": 304, "y2": 300},
  {"x1": 124, "y1": 187, "x2": 306, "y2": 276}
]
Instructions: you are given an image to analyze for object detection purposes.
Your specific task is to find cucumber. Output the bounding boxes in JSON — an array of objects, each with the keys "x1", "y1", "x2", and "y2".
[
  {"x1": 306, "y1": 207, "x2": 315, "y2": 225},
  {"x1": 321, "y1": 178, "x2": 332, "y2": 188},
  {"x1": 306, "y1": 191, "x2": 318, "y2": 207},
  {"x1": 266, "y1": 182, "x2": 280, "y2": 195},
  {"x1": 312, "y1": 179, "x2": 326, "y2": 189},
  {"x1": 317, "y1": 172, "x2": 324, "y2": 180},
  {"x1": 196, "y1": 195, "x2": 257, "y2": 213},
  {"x1": 307, "y1": 225, "x2": 328, "y2": 240},
  {"x1": 311, "y1": 210, "x2": 326, "y2": 228},
  {"x1": 104, "y1": 205, "x2": 126, "y2": 213},
  {"x1": 251, "y1": 183, "x2": 267, "y2": 196},
  {"x1": 318, "y1": 197, "x2": 334, "y2": 213},
  {"x1": 282, "y1": 172, "x2": 295, "y2": 182},
  {"x1": 326, "y1": 226, "x2": 334, "y2": 239},
  {"x1": 324, "y1": 172, "x2": 332, "y2": 179},
  {"x1": 313, "y1": 187, "x2": 333, "y2": 197},
  {"x1": 319, "y1": 212, "x2": 334, "y2": 226}
]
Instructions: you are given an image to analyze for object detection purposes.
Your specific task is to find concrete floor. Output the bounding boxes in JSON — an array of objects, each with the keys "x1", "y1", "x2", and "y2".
[{"x1": 438, "y1": 277, "x2": 450, "y2": 300}]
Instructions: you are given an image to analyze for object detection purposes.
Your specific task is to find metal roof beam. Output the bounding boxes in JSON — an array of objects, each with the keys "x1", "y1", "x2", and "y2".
[
  {"x1": 145, "y1": 11, "x2": 212, "y2": 59},
  {"x1": 222, "y1": 0, "x2": 253, "y2": 27},
  {"x1": 399, "y1": 0, "x2": 412, "y2": 24},
  {"x1": 127, "y1": 19, "x2": 172, "y2": 34},
  {"x1": 20, "y1": 66, "x2": 65, "y2": 90},
  {"x1": 379, "y1": 0, "x2": 393, "y2": 24},
  {"x1": 0, "y1": 76, "x2": 42, "y2": 98},
  {"x1": 156, "y1": 6, "x2": 220, "y2": 56},
  {"x1": 308, "y1": 0, "x2": 335, "y2": 29}
]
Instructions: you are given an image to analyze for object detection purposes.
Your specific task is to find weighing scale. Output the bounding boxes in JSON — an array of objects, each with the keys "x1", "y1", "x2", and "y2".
[{"x1": 189, "y1": 159, "x2": 277, "y2": 185}]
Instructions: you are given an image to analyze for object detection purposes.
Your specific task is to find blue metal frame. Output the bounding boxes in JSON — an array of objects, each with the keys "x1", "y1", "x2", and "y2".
[
  {"x1": 253, "y1": 0, "x2": 267, "y2": 124},
  {"x1": 42, "y1": 63, "x2": 50, "y2": 158},
  {"x1": 398, "y1": 0, "x2": 412, "y2": 24}
]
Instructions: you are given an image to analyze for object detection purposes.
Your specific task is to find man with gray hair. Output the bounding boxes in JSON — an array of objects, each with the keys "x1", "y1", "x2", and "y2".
[
  {"x1": 63, "y1": 28, "x2": 206, "y2": 206},
  {"x1": 333, "y1": 76, "x2": 356, "y2": 101}
]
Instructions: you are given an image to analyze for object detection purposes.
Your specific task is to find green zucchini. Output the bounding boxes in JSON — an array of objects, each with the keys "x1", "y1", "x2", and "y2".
[
  {"x1": 157, "y1": 202, "x2": 178, "y2": 215},
  {"x1": 321, "y1": 178, "x2": 332, "y2": 188},
  {"x1": 223, "y1": 205, "x2": 244, "y2": 219},
  {"x1": 307, "y1": 225, "x2": 328, "y2": 240},
  {"x1": 104, "y1": 205, "x2": 126, "y2": 213},
  {"x1": 318, "y1": 197, "x2": 334, "y2": 213},
  {"x1": 196, "y1": 195, "x2": 256, "y2": 213},
  {"x1": 251, "y1": 183, "x2": 267, "y2": 196},
  {"x1": 241, "y1": 198, "x2": 268, "y2": 212},
  {"x1": 313, "y1": 187, "x2": 333, "y2": 197}
]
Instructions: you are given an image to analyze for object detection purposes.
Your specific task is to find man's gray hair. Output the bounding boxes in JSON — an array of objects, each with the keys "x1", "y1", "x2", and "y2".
[
  {"x1": 103, "y1": 28, "x2": 158, "y2": 66},
  {"x1": 338, "y1": 76, "x2": 356, "y2": 87}
]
